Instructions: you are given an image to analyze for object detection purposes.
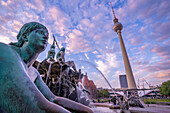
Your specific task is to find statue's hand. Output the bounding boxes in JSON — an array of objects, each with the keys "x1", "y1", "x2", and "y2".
[{"x1": 53, "y1": 96, "x2": 94, "y2": 113}]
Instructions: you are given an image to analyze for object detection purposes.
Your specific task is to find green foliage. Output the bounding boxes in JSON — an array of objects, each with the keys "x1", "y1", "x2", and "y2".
[
  {"x1": 93, "y1": 99, "x2": 110, "y2": 103},
  {"x1": 142, "y1": 98, "x2": 170, "y2": 104},
  {"x1": 97, "y1": 89, "x2": 109, "y2": 98},
  {"x1": 159, "y1": 80, "x2": 170, "y2": 96}
]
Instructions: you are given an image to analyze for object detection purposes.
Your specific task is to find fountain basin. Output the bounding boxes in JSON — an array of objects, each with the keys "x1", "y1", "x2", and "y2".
[
  {"x1": 91, "y1": 106, "x2": 121, "y2": 113},
  {"x1": 90, "y1": 103, "x2": 120, "y2": 109}
]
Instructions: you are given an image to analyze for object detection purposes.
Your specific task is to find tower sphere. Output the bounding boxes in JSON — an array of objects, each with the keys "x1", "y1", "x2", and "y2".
[{"x1": 113, "y1": 22, "x2": 123, "y2": 32}]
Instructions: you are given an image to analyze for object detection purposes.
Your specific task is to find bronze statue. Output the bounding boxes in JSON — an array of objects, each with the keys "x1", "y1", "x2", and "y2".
[{"x1": 0, "y1": 22, "x2": 93, "y2": 113}]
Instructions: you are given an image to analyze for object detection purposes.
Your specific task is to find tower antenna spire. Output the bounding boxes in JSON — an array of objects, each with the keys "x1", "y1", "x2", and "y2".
[{"x1": 110, "y1": 2, "x2": 116, "y2": 19}]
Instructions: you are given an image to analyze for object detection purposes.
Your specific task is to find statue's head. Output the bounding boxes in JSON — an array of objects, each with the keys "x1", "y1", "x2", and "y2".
[
  {"x1": 10, "y1": 22, "x2": 49, "y2": 51},
  {"x1": 60, "y1": 47, "x2": 65, "y2": 53}
]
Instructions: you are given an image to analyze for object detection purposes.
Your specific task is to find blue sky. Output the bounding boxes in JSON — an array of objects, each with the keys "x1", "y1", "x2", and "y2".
[{"x1": 0, "y1": 0, "x2": 170, "y2": 88}]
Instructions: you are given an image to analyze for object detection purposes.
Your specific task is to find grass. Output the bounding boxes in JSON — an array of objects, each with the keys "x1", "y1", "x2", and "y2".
[
  {"x1": 142, "y1": 98, "x2": 170, "y2": 104},
  {"x1": 92, "y1": 99, "x2": 110, "y2": 103}
]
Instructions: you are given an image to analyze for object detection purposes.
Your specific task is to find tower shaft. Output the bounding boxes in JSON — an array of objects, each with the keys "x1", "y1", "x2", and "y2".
[{"x1": 117, "y1": 30, "x2": 137, "y2": 89}]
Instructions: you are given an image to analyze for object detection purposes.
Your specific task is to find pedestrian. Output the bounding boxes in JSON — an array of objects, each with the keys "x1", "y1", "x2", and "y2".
[
  {"x1": 109, "y1": 99, "x2": 110, "y2": 104},
  {"x1": 98, "y1": 99, "x2": 100, "y2": 103},
  {"x1": 113, "y1": 96, "x2": 116, "y2": 105}
]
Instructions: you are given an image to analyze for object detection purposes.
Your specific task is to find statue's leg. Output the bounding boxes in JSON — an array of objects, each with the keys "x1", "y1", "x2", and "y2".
[{"x1": 0, "y1": 106, "x2": 7, "y2": 113}]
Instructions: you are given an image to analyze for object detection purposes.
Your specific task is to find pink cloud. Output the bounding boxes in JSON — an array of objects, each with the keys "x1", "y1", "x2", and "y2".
[
  {"x1": 145, "y1": 60, "x2": 170, "y2": 72},
  {"x1": 151, "y1": 45, "x2": 170, "y2": 60},
  {"x1": 129, "y1": 36, "x2": 142, "y2": 45},
  {"x1": 133, "y1": 60, "x2": 149, "y2": 66},
  {"x1": 139, "y1": 43, "x2": 149, "y2": 51},
  {"x1": 65, "y1": 29, "x2": 92, "y2": 53},
  {"x1": 146, "y1": 70, "x2": 170, "y2": 84}
]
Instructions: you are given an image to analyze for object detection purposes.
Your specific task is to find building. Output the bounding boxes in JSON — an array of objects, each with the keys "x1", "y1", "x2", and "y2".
[
  {"x1": 119, "y1": 75, "x2": 128, "y2": 88},
  {"x1": 82, "y1": 73, "x2": 98, "y2": 99},
  {"x1": 110, "y1": 3, "x2": 137, "y2": 89}
]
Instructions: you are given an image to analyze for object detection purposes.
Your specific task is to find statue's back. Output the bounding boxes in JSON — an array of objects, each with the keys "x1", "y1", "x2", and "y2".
[{"x1": 0, "y1": 43, "x2": 45, "y2": 113}]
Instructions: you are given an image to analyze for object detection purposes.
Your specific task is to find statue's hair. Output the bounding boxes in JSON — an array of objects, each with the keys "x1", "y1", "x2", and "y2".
[{"x1": 9, "y1": 22, "x2": 49, "y2": 47}]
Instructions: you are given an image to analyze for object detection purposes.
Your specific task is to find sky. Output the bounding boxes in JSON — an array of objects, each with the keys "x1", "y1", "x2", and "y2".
[{"x1": 0, "y1": 0, "x2": 170, "y2": 89}]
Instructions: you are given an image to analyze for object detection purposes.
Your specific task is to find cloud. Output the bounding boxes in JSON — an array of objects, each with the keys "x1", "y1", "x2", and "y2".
[
  {"x1": 116, "y1": 0, "x2": 170, "y2": 21},
  {"x1": 145, "y1": 61, "x2": 170, "y2": 72},
  {"x1": 148, "y1": 21, "x2": 170, "y2": 42},
  {"x1": 12, "y1": 20, "x2": 22, "y2": 31},
  {"x1": 139, "y1": 26, "x2": 148, "y2": 34},
  {"x1": 65, "y1": 29, "x2": 92, "y2": 53},
  {"x1": 143, "y1": 69, "x2": 170, "y2": 86},
  {"x1": 92, "y1": 51, "x2": 98, "y2": 54},
  {"x1": 139, "y1": 43, "x2": 149, "y2": 51},
  {"x1": 133, "y1": 60, "x2": 149, "y2": 66},
  {"x1": 151, "y1": 44, "x2": 170, "y2": 60},
  {"x1": 95, "y1": 53, "x2": 120, "y2": 76},
  {"x1": 129, "y1": 36, "x2": 142, "y2": 45},
  {"x1": 0, "y1": 35, "x2": 11, "y2": 44},
  {"x1": 85, "y1": 53, "x2": 90, "y2": 60}
]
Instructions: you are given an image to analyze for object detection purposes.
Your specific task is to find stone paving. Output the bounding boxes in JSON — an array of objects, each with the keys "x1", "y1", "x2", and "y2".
[
  {"x1": 129, "y1": 106, "x2": 170, "y2": 113},
  {"x1": 91, "y1": 102, "x2": 170, "y2": 113}
]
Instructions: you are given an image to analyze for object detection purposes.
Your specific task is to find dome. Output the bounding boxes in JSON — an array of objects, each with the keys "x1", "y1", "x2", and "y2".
[{"x1": 113, "y1": 22, "x2": 123, "y2": 32}]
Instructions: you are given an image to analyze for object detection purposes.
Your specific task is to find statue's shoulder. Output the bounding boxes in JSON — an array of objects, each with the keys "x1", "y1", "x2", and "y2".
[
  {"x1": 0, "y1": 42, "x2": 19, "y2": 60},
  {"x1": 0, "y1": 42, "x2": 13, "y2": 54},
  {"x1": 27, "y1": 66, "x2": 39, "y2": 82},
  {"x1": 0, "y1": 43, "x2": 21, "y2": 75},
  {"x1": 0, "y1": 42, "x2": 10, "y2": 48}
]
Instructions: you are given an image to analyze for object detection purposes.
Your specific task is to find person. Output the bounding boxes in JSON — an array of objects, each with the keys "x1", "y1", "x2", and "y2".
[
  {"x1": 102, "y1": 99, "x2": 104, "y2": 103},
  {"x1": 98, "y1": 99, "x2": 100, "y2": 103},
  {"x1": 0, "y1": 22, "x2": 93, "y2": 113},
  {"x1": 112, "y1": 96, "x2": 117, "y2": 105}
]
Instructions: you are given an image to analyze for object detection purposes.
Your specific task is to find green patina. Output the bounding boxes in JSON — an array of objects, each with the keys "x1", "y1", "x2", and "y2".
[{"x1": 56, "y1": 47, "x2": 65, "y2": 60}]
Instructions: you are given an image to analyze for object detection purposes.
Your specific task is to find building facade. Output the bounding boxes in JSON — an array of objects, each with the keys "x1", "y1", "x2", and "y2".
[
  {"x1": 82, "y1": 73, "x2": 98, "y2": 99},
  {"x1": 119, "y1": 75, "x2": 128, "y2": 88}
]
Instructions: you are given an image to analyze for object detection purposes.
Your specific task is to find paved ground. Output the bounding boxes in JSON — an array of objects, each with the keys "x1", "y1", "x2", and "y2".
[
  {"x1": 129, "y1": 106, "x2": 170, "y2": 113},
  {"x1": 91, "y1": 102, "x2": 170, "y2": 113}
]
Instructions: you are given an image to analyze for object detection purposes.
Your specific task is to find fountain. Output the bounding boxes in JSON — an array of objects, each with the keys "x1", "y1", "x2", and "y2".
[
  {"x1": 76, "y1": 60, "x2": 130, "y2": 113},
  {"x1": 33, "y1": 43, "x2": 143, "y2": 113},
  {"x1": 30, "y1": 32, "x2": 145, "y2": 113},
  {"x1": 76, "y1": 60, "x2": 146, "y2": 113},
  {"x1": 33, "y1": 35, "x2": 90, "y2": 106}
]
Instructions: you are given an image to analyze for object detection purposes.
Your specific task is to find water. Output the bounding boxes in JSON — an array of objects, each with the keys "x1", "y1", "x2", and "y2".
[
  {"x1": 76, "y1": 60, "x2": 130, "y2": 112},
  {"x1": 77, "y1": 60, "x2": 120, "y2": 100},
  {"x1": 92, "y1": 106, "x2": 120, "y2": 113}
]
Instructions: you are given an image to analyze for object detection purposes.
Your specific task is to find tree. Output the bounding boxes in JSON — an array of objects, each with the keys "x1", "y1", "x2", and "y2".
[
  {"x1": 98, "y1": 89, "x2": 109, "y2": 98},
  {"x1": 159, "y1": 80, "x2": 170, "y2": 96}
]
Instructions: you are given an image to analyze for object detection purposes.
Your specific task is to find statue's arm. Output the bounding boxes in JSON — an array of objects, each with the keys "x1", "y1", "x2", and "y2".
[
  {"x1": 34, "y1": 68, "x2": 93, "y2": 113},
  {"x1": 34, "y1": 70, "x2": 56, "y2": 101}
]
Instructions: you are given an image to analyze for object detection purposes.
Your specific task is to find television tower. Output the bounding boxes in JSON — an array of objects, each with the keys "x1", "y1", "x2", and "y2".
[{"x1": 110, "y1": 3, "x2": 137, "y2": 89}]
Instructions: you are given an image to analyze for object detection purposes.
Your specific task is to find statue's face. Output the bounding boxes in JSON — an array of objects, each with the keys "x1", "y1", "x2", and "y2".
[{"x1": 27, "y1": 29, "x2": 49, "y2": 52}]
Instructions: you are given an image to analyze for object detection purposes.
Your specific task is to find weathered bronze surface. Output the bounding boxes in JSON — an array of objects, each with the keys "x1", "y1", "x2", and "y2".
[{"x1": 0, "y1": 22, "x2": 93, "y2": 113}]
